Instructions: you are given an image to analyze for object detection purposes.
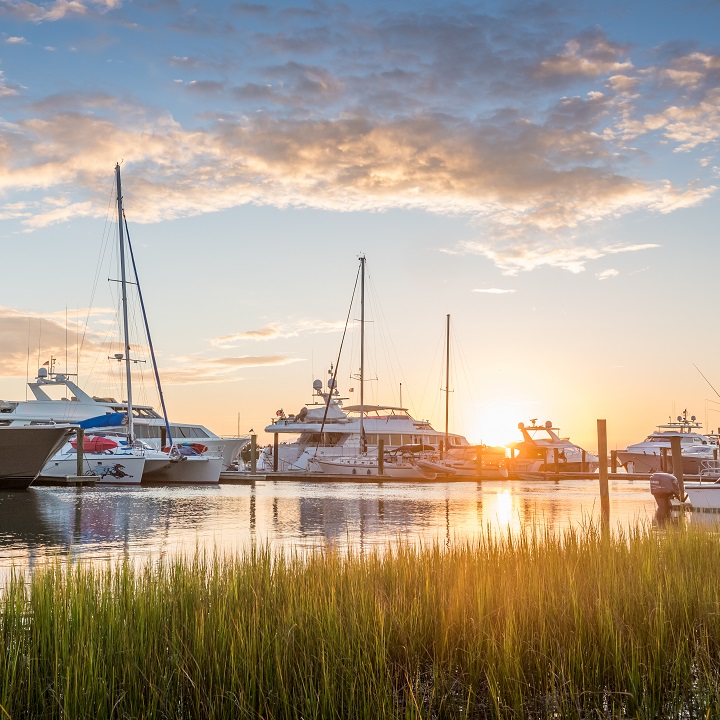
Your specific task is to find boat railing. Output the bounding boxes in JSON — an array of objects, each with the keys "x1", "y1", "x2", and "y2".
[{"x1": 699, "y1": 459, "x2": 720, "y2": 482}]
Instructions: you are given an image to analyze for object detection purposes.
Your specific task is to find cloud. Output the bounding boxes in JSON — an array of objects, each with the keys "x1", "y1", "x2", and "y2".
[
  {"x1": 472, "y1": 288, "x2": 516, "y2": 294},
  {"x1": 0, "y1": 0, "x2": 121, "y2": 22},
  {"x1": 536, "y1": 33, "x2": 633, "y2": 80},
  {"x1": 456, "y1": 240, "x2": 661, "y2": 276},
  {"x1": 0, "y1": 4, "x2": 718, "y2": 276},
  {"x1": 5, "y1": 35, "x2": 28, "y2": 43},
  {"x1": 596, "y1": 268, "x2": 619, "y2": 280},
  {"x1": 211, "y1": 320, "x2": 345, "y2": 347},
  {"x1": 0, "y1": 306, "x2": 115, "y2": 377},
  {"x1": 156, "y1": 354, "x2": 303, "y2": 385}
]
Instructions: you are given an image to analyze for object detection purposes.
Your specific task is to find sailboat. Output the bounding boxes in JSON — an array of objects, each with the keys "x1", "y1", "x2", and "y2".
[
  {"x1": 308, "y1": 256, "x2": 442, "y2": 479},
  {"x1": 40, "y1": 164, "x2": 222, "y2": 484},
  {"x1": 40, "y1": 165, "x2": 148, "y2": 483}
]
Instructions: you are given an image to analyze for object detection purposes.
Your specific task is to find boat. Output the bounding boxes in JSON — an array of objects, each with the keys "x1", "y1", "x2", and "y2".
[
  {"x1": 0, "y1": 424, "x2": 76, "y2": 489},
  {"x1": 616, "y1": 410, "x2": 715, "y2": 474},
  {"x1": 506, "y1": 419, "x2": 599, "y2": 478},
  {"x1": 258, "y1": 260, "x2": 473, "y2": 479},
  {"x1": 0, "y1": 361, "x2": 247, "y2": 472}
]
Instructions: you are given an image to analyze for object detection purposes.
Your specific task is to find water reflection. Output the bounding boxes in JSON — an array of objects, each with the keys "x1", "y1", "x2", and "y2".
[{"x1": 0, "y1": 479, "x2": 659, "y2": 581}]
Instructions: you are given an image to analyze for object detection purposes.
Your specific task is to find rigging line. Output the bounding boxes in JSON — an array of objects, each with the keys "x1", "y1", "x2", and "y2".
[
  {"x1": 314, "y1": 262, "x2": 362, "y2": 453},
  {"x1": 124, "y1": 211, "x2": 173, "y2": 445},
  {"x1": 694, "y1": 363, "x2": 720, "y2": 401},
  {"x1": 80, "y1": 179, "x2": 116, "y2": 358}
]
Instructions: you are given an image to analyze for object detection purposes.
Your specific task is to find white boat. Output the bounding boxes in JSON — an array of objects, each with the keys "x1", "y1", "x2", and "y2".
[
  {"x1": 39, "y1": 432, "x2": 148, "y2": 485},
  {"x1": 0, "y1": 364, "x2": 246, "y2": 472},
  {"x1": 506, "y1": 419, "x2": 599, "y2": 477},
  {"x1": 0, "y1": 424, "x2": 76, "y2": 489},
  {"x1": 616, "y1": 410, "x2": 715, "y2": 474}
]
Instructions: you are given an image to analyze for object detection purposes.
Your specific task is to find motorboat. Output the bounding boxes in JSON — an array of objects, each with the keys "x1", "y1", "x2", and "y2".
[
  {"x1": 0, "y1": 364, "x2": 247, "y2": 471},
  {"x1": 258, "y1": 373, "x2": 473, "y2": 474},
  {"x1": 616, "y1": 410, "x2": 715, "y2": 474},
  {"x1": 0, "y1": 424, "x2": 76, "y2": 489},
  {"x1": 506, "y1": 419, "x2": 599, "y2": 478}
]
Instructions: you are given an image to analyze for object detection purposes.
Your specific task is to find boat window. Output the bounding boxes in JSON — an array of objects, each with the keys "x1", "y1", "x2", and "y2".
[
  {"x1": 366, "y1": 434, "x2": 377, "y2": 446},
  {"x1": 389, "y1": 434, "x2": 401, "y2": 447}
]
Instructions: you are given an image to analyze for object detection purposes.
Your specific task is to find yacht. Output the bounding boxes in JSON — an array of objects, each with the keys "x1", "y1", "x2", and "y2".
[
  {"x1": 0, "y1": 365, "x2": 246, "y2": 472},
  {"x1": 506, "y1": 419, "x2": 599, "y2": 477},
  {"x1": 616, "y1": 410, "x2": 715, "y2": 474},
  {"x1": 0, "y1": 424, "x2": 76, "y2": 489},
  {"x1": 257, "y1": 372, "x2": 471, "y2": 474}
]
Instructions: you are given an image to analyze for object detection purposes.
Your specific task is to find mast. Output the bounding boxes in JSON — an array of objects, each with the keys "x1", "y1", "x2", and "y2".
[
  {"x1": 359, "y1": 255, "x2": 366, "y2": 454},
  {"x1": 445, "y1": 313, "x2": 450, "y2": 454},
  {"x1": 115, "y1": 163, "x2": 135, "y2": 443}
]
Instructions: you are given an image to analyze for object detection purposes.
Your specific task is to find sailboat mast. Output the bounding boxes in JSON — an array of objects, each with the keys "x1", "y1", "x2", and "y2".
[
  {"x1": 445, "y1": 313, "x2": 450, "y2": 453},
  {"x1": 359, "y1": 255, "x2": 366, "y2": 452},
  {"x1": 115, "y1": 163, "x2": 135, "y2": 443}
]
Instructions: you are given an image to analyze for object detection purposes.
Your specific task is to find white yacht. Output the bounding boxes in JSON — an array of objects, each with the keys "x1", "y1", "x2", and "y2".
[
  {"x1": 616, "y1": 410, "x2": 715, "y2": 474},
  {"x1": 0, "y1": 365, "x2": 246, "y2": 472},
  {"x1": 506, "y1": 419, "x2": 599, "y2": 477},
  {"x1": 258, "y1": 372, "x2": 471, "y2": 474},
  {"x1": 0, "y1": 424, "x2": 76, "y2": 489}
]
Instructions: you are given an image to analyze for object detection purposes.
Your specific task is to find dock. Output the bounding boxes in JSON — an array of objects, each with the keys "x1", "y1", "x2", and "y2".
[
  {"x1": 33, "y1": 475, "x2": 97, "y2": 487},
  {"x1": 218, "y1": 470, "x2": 680, "y2": 483}
]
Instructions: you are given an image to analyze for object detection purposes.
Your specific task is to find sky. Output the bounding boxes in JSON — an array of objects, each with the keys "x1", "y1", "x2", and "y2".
[{"x1": 1, "y1": 0, "x2": 720, "y2": 453}]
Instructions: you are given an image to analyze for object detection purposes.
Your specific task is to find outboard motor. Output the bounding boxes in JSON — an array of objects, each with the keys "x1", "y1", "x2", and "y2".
[{"x1": 650, "y1": 472, "x2": 684, "y2": 516}]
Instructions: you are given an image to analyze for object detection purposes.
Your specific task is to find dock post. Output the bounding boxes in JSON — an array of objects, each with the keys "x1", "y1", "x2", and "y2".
[
  {"x1": 581, "y1": 449, "x2": 586, "y2": 473},
  {"x1": 597, "y1": 419, "x2": 610, "y2": 522},
  {"x1": 610, "y1": 450, "x2": 617, "y2": 473},
  {"x1": 378, "y1": 438, "x2": 384, "y2": 476},
  {"x1": 660, "y1": 447, "x2": 668, "y2": 473},
  {"x1": 76, "y1": 427, "x2": 84, "y2": 478},
  {"x1": 273, "y1": 432, "x2": 278, "y2": 472},
  {"x1": 439, "y1": 439, "x2": 444, "y2": 460},
  {"x1": 554, "y1": 447, "x2": 560, "y2": 474},
  {"x1": 476, "y1": 446, "x2": 483, "y2": 478},
  {"x1": 670, "y1": 436, "x2": 684, "y2": 498},
  {"x1": 250, "y1": 434, "x2": 257, "y2": 475},
  {"x1": 160, "y1": 427, "x2": 166, "y2": 449}
]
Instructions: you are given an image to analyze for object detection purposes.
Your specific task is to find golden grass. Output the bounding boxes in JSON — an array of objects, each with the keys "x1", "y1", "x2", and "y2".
[{"x1": 2, "y1": 521, "x2": 720, "y2": 718}]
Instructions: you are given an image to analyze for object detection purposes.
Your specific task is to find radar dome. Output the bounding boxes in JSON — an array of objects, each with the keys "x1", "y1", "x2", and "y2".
[
  {"x1": 328, "y1": 378, "x2": 336, "y2": 389},
  {"x1": 313, "y1": 380, "x2": 323, "y2": 391},
  {"x1": 37, "y1": 367, "x2": 48, "y2": 378},
  {"x1": 545, "y1": 420, "x2": 553, "y2": 429}
]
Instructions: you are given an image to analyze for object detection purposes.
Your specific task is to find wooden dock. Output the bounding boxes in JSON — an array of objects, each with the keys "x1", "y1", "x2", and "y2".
[
  {"x1": 33, "y1": 475, "x2": 97, "y2": 487},
  {"x1": 218, "y1": 470, "x2": 675, "y2": 483}
]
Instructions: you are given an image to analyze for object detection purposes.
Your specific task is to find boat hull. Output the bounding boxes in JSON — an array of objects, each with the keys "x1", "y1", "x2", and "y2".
[
  {"x1": 0, "y1": 425, "x2": 75, "y2": 489},
  {"x1": 143, "y1": 455, "x2": 222, "y2": 484},
  {"x1": 310, "y1": 457, "x2": 436, "y2": 479},
  {"x1": 684, "y1": 482, "x2": 720, "y2": 511},
  {"x1": 40, "y1": 454, "x2": 145, "y2": 484}
]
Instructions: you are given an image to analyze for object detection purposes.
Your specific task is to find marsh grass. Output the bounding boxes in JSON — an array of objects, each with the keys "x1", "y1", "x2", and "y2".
[{"x1": 2, "y1": 522, "x2": 720, "y2": 718}]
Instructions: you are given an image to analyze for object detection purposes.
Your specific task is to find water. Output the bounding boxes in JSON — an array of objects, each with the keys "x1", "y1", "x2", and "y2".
[{"x1": 0, "y1": 478, "x2": 666, "y2": 582}]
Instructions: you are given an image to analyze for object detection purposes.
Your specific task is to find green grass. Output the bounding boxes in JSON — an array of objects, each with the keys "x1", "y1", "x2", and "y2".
[{"x1": 2, "y1": 522, "x2": 720, "y2": 718}]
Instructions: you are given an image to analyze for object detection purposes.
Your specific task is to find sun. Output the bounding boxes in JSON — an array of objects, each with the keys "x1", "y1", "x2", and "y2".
[{"x1": 465, "y1": 404, "x2": 527, "y2": 448}]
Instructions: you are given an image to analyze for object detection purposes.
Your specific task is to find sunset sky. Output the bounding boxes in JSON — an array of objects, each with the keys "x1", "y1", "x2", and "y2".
[{"x1": 1, "y1": 0, "x2": 719, "y2": 452}]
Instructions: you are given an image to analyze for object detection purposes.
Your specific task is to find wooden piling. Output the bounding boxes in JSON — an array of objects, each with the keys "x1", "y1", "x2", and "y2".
[
  {"x1": 378, "y1": 438, "x2": 384, "y2": 476},
  {"x1": 476, "y1": 446, "x2": 483, "y2": 477},
  {"x1": 273, "y1": 432, "x2": 279, "y2": 472},
  {"x1": 553, "y1": 447, "x2": 560, "y2": 474},
  {"x1": 76, "y1": 427, "x2": 84, "y2": 478},
  {"x1": 610, "y1": 450, "x2": 617, "y2": 473},
  {"x1": 250, "y1": 434, "x2": 257, "y2": 475},
  {"x1": 597, "y1": 419, "x2": 609, "y2": 522},
  {"x1": 670, "y1": 435, "x2": 684, "y2": 498}
]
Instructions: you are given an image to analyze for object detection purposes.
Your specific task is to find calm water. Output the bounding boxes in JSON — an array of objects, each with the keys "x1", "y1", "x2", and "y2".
[{"x1": 0, "y1": 477, "x2": 673, "y2": 582}]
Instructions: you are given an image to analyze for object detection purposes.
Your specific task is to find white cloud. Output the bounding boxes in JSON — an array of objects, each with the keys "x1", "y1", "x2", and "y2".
[
  {"x1": 596, "y1": 268, "x2": 619, "y2": 280},
  {"x1": 472, "y1": 288, "x2": 516, "y2": 294}
]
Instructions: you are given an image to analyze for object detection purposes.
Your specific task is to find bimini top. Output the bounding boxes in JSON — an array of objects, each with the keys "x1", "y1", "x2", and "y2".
[{"x1": 343, "y1": 405, "x2": 409, "y2": 414}]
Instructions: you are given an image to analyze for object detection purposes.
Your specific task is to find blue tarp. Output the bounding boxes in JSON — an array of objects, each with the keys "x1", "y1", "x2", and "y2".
[{"x1": 77, "y1": 412, "x2": 128, "y2": 429}]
